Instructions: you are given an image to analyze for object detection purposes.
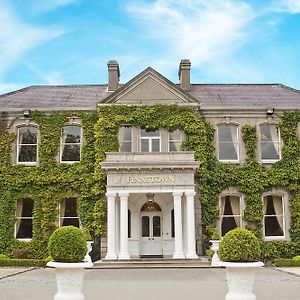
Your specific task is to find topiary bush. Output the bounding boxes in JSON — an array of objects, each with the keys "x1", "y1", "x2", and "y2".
[
  {"x1": 219, "y1": 228, "x2": 261, "y2": 262},
  {"x1": 48, "y1": 226, "x2": 87, "y2": 263}
]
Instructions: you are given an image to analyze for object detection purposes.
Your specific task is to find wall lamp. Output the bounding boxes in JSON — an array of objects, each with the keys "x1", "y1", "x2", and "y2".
[
  {"x1": 23, "y1": 109, "x2": 31, "y2": 118},
  {"x1": 266, "y1": 108, "x2": 275, "y2": 116}
]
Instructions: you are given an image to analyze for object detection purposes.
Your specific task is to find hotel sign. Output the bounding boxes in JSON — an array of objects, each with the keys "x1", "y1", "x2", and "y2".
[{"x1": 126, "y1": 175, "x2": 175, "y2": 184}]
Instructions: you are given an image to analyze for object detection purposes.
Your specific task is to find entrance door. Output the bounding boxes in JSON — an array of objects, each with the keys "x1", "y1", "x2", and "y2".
[{"x1": 140, "y1": 212, "x2": 162, "y2": 256}]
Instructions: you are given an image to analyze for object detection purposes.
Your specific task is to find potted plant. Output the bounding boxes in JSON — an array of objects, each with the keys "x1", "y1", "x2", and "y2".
[
  {"x1": 47, "y1": 226, "x2": 93, "y2": 300},
  {"x1": 209, "y1": 227, "x2": 221, "y2": 267},
  {"x1": 219, "y1": 228, "x2": 263, "y2": 300}
]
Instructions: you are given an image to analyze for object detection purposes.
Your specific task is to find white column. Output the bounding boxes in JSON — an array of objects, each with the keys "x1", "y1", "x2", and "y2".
[
  {"x1": 185, "y1": 191, "x2": 198, "y2": 259},
  {"x1": 105, "y1": 191, "x2": 117, "y2": 260},
  {"x1": 118, "y1": 191, "x2": 130, "y2": 259},
  {"x1": 173, "y1": 191, "x2": 185, "y2": 259}
]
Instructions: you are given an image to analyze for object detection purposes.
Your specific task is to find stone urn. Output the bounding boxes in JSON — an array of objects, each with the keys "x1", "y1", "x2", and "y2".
[{"x1": 210, "y1": 240, "x2": 221, "y2": 267}]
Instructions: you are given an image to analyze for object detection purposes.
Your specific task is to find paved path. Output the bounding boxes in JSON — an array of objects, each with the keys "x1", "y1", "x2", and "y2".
[{"x1": 1, "y1": 267, "x2": 300, "y2": 300}]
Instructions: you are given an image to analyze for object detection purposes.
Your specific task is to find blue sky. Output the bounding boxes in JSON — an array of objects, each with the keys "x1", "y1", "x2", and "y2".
[{"x1": 1, "y1": 0, "x2": 300, "y2": 94}]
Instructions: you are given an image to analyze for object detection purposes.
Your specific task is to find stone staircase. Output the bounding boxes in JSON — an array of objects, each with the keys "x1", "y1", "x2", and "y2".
[{"x1": 92, "y1": 257, "x2": 211, "y2": 269}]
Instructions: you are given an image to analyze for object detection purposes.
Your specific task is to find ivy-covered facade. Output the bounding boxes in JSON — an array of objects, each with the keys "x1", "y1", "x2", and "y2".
[{"x1": 0, "y1": 59, "x2": 299, "y2": 261}]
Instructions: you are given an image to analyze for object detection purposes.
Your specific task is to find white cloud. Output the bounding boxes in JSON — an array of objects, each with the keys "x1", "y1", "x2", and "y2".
[
  {"x1": 277, "y1": 0, "x2": 300, "y2": 13},
  {"x1": 126, "y1": 0, "x2": 256, "y2": 66},
  {"x1": 0, "y1": 3, "x2": 64, "y2": 79}
]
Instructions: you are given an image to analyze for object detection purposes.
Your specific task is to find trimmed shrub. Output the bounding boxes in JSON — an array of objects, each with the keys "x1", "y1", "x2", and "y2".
[
  {"x1": 48, "y1": 226, "x2": 87, "y2": 263},
  {"x1": 219, "y1": 228, "x2": 261, "y2": 262},
  {"x1": 0, "y1": 259, "x2": 47, "y2": 267},
  {"x1": 0, "y1": 254, "x2": 9, "y2": 260},
  {"x1": 274, "y1": 258, "x2": 300, "y2": 267},
  {"x1": 292, "y1": 255, "x2": 300, "y2": 261}
]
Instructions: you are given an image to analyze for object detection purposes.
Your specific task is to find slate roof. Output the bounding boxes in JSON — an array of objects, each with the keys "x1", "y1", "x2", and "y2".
[
  {"x1": 0, "y1": 85, "x2": 108, "y2": 109},
  {"x1": 0, "y1": 83, "x2": 300, "y2": 110},
  {"x1": 189, "y1": 84, "x2": 300, "y2": 108}
]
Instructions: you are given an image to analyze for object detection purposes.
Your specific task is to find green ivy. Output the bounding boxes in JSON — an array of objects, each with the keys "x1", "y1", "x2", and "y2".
[{"x1": 0, "y1": 106, "x2": 299, "y2": 261}]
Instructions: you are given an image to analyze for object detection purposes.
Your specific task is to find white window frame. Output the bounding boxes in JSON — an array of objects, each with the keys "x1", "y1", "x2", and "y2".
[
  {"x1": 140, "y1": 128, "x2": 161, "y2": 152},
  {"x1": 263, "y1": 193, "x2": 287, "y2": 241},
  {"x1": 16, "y1": 126, "x2": 39, "y2": 166},
  {"x1": 217, "y1": 123, "x2": 240, "y2": 163},
  {"x1": 259, "y1": 123, "x2": 281, "y2": 163},
  {"x1": 60, "y1": 125, "x2": 82, "y2": 164},
  {"x1": 15, "y1": 198, "x2": 34, "y2": 241},
  {"x1": 219, "y1": 193, "x2": 244, "y2": 237}
]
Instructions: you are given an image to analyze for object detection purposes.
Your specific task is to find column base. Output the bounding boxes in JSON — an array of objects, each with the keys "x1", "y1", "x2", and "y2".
[
  {"x1": 173, "y1": 252, "x2": 185, "y2": 259},
  {"x1": 104, "y1": 253, "x2": 118, "y2": 260},
  {"x1": 118, "y1": 253, "x2": 130, "y2": 260},
  {"x1": 186, "y1": 252, "x2": 198, "y2": 259}
]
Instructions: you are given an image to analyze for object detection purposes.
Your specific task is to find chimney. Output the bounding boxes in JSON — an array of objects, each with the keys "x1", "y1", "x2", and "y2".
[
  {"x1": 178, "y1": 59, "x2": 191, "y2": 90},
  {"x1": 107, "y1": 60, "x2": 120, "y2": 91}
]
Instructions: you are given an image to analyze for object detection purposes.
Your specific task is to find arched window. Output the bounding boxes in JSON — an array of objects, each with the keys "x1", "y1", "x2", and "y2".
[
  {"x1": 217, "y1": 124, "x2": 239, "y2": 162},
  {"x1": 15, "y1": 198, "x2": 34, "y2": 239},
  {"x1": 59, "y1": 197, "x2": 79, "y2": 227},
  {"x1": 219, "y1": 194, "x2": 243, "y2": 236},
  {"x1": 259, "y1": 124, "x2": 281, "y2": 162},
  {"x1": 17, "y1": 126, "x2": 38, "y2": 164},
  {"x1": 60, "y1": 125, "x2": 82, "y2": 163},
  {"x1": 263, "y1": 194, "x2": 286, "y2": 239}
]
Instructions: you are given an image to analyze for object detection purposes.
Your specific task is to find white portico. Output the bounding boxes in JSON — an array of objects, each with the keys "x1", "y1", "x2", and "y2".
[{"x1": 101, "y1": 152, "x2": 199, "y2": 260}]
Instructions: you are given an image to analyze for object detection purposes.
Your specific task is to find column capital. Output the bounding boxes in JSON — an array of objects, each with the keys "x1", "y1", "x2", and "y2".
[
  {"x1": 172, "y1": 191, "x2": 183, "y2": 198},
  {"x1": 185, "y1": 190, "x2": 196, "y2": 197},
  {"x1": 106, "y1": 191, "x2": 117, "y2": 198},
  {"x1": 118, "y1": 191, "x2": 129, "y2": 198}
]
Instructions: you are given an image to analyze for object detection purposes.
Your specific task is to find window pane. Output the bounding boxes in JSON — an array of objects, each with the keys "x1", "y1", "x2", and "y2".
[
  {"x1": 16, "y1": 198, "x2": 33, "y2": 239},
  {"x1": 169, "y1": 141, "x2": 179, "y2": 151},
  {"x1": 141, "y1": 139, "x2": 149, "y2": 152},
  {"x1": 119, "y1": 127, "x2": 132, "y2": 152},
  {"x1": 18, "y1": 145, "x2": 37, "y2": 162},
  {"x1": 219, "y1": 143, "x2": 238, "y2": 160},
  {"x1": 169, "y1": 129, "x2": 182, "y2": 140},
  {"x1": 261, "y1": 142, "x2": 279, "y2": 160},
  {"x1": 62, "y1": 144, "x2": 80, "y2": 161},
  {"x1": 142, "y1": 216, "x2": 150, "y2": 237},
  {"x1": 62, "y1": 126, "x2": 81, "y2": 143},
  {"x1": 218, "y1": 125, "x2": 237, "y2": 142},
  {"x1": 218, "y1": 125, "x2": 238, "y2": 161},
  {"x1": 169, "y1": 129, "x2": 183, "y2": 152},
  {"x1": 18, "y1": 127, "x2": 37, "y2": 144},
  {"x1": 141, "y1": 129, "x2": 160, "y2": 137},
  {"x1": 220, "y1": 195, "x2": 241, "y2": 236},
  {"x1": 64, "y1": 198, "x2": 77, "y2": 217},
  {"x1": 152, "y1": 139, "x2": 160, "y2": 152},
  {"x1": 63, "y1": 218, "x2": 80, "y2": 227},
  {"x1": 264, "y1": 195, "x2": 284, "y2": 237},
  {"x1": 153, "y1": 216, "x2": 161, "y2": 237}
]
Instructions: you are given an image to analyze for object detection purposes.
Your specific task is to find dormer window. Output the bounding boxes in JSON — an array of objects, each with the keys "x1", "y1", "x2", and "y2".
[
  {"x1": 60, "y1": 125, "x2": 82, "y2": 163},
  {"x1": 17, "y1": 126, "x2": 38, "y2": 165}
]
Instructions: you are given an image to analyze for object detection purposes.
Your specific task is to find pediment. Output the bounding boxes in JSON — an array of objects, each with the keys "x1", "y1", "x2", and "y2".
[{"x1": 101, "y1": 67, "x2": 199, "y2": 104}]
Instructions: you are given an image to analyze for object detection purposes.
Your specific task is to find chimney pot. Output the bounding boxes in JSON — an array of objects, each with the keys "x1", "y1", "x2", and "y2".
[
  {"x1": 107, "y1": 60, "x2": 120, "y2": 91},
  {"x1": 178, "y1": 59, "x2": 191, "y2": 90}
]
